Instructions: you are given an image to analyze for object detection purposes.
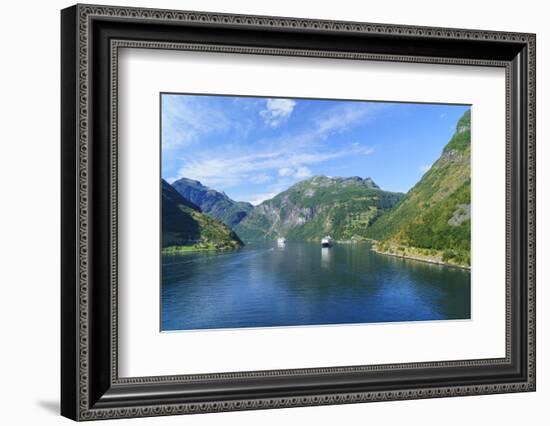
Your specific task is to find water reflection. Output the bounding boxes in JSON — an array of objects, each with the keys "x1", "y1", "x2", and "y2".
[
  {"x1": 321, "y1": 247, "x2": 332, "y2": 268},
  {"x1": 162, "y1": 242, "x2": 471, "y2": 331}
]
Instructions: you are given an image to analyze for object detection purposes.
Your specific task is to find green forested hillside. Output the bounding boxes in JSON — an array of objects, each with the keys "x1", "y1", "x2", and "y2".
[
  {"x1": 162, "y1": 179, "x2": 243, "y2": 252},
  {"x1": 367, "y1": 110, "x2": 471, "y2": 266},
  {"x1": 234, "y1": 176, "x2": 403, "y2": 242}
]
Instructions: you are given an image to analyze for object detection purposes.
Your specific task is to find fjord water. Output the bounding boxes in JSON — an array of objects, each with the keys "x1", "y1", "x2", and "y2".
[{"x1": 161, "y1": 242, "x2": 470, "y2": 331}]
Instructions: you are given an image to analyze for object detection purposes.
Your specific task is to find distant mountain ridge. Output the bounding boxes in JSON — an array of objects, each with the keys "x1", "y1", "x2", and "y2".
[
  {"x1": 162, "y1": 179, "x2": 243, "y2": 251},
  {"x1": 234, "y1": 175, "x2": 404, "y2": 242},
  {"x1": 366, "y1": 109, "x2": 471, "y2": 266},
  {"x1": 171, "y1": 177, "x2": 253, "y2": 228}
]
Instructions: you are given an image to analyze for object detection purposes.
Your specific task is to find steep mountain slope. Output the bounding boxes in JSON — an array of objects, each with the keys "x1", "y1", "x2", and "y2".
[
  {"x1": 171, "y1": 177, "x2": 253, "y2": 227},
  {"x1": 367, "y1": 109, "x2": 471, "y2": 266},
  {"x1": 162, "y1": 179, "x2": 243, "y2": 252},
  {"x1": 234, "y1": 176, "x2": 403, "y2": 242}
]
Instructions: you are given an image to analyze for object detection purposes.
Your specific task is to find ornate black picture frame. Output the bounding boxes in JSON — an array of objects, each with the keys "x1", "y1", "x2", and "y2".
[{"x1": 61, "y1": 4, "x2": 536, "y2": 421}]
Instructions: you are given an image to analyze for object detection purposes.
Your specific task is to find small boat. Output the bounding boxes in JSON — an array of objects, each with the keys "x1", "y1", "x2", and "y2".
[
  {"x1": 321, "y1": 236, "x2": 333, "y2": 248},
  {"x1": 277, "y1": 237, "x2": 286, "y2": 247}
]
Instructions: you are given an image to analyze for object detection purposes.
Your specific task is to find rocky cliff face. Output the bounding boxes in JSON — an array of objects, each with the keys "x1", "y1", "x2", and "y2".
[
  {"x1": 234, "y1": 176, "x2": 403, "y2": 242},
  {"x1": 171, "y1": 177, "x2": 253, "y2": 228}
]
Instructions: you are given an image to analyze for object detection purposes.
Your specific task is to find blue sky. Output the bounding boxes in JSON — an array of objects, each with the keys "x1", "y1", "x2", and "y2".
[{"x1": 162, "y1": 94, "x2": 470, "y2": 205}]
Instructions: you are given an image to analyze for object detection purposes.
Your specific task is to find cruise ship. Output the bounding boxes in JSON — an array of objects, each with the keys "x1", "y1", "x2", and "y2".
[{"x1": 321, "y1": 236, "x2": 334, "y2": 248}]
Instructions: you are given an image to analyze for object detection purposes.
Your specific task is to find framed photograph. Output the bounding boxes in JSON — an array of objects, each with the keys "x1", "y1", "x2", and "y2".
[{"x1": 61, "y1": 4, "x2": 536, "y2": 421}]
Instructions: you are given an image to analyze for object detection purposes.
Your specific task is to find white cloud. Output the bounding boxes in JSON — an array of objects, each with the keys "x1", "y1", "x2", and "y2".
[
  {"x1": 161, "y1": 96, "x2": 231, "y2": 149},
  {"x1": 177, "y1": 143, "x2": 373, "y2": 189},
  {"x1": 250, "y1": 173, "x2": 272, "y2": 184},
  {"x1": 277, "y1": 166, "x2": 312, "y2": 179},
  {"x1": 260, "y1": 98, "x2": 296, "y2": 127},
  {"x1": 169, "y1": 98, "x2": 380, "y2": 197},
  {"x1": 314, "y1": 103, "x2": 377, "y2": 137},
  {"x1": 247, "y1": 191, "x2": 282, "y2": 206},
  {"x1": 278, "y1": 167, "x2": 293, "y2": 177},
  {"x1": 295, "y1": 166, "x2": 312, "y2": 178}
]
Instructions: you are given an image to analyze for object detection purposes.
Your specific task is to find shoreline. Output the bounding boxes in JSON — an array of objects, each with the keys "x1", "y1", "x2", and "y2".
[
  {"x1": 370, "y1": 246, "x2": 471, "y2": 271},
  {"x1": 162, "y1": 245, "x2": 242, "y2": 255},
  {"x1": 163, "y1": 240, "x2": 470, "y2": 270},
  {"x1": 335, "y1": 239, "x2": 372, "y2": 244}
]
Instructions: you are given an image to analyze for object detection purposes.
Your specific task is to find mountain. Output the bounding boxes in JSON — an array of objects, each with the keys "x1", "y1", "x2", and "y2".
[
  {"x1": 234, "y1": 176, "x2": 404, "y2": 242},
  {"x1": 162, "y1": 179, "x2": 243, "y2": 252},
  {"x1": 367, "y1": 110, "x2": 471, "y2": 266},
  {"x1": 171, "y1": 177, "x2": 253, "y2": 227}
]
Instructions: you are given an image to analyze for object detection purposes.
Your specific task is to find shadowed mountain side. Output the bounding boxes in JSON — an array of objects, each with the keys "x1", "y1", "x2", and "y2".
[
  {"x1": 162, "y1": 179, "x2": 243, "y2": 251},
  {"x1": 171, "y1": 177, "x2": 253, "y2": 228}
]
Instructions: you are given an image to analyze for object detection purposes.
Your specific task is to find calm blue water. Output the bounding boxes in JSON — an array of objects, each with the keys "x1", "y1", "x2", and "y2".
[{"x1": 161, "y1": 242, "x2": 471, "y2": 331}]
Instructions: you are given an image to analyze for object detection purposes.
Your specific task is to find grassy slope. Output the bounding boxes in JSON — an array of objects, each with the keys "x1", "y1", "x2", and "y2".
[
  {"x1": 162, "y1": 179, "x2": 243, "y2": 252},
  {"x1": 366, "y1": 110, "x2": 471, "y2": 266}
]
